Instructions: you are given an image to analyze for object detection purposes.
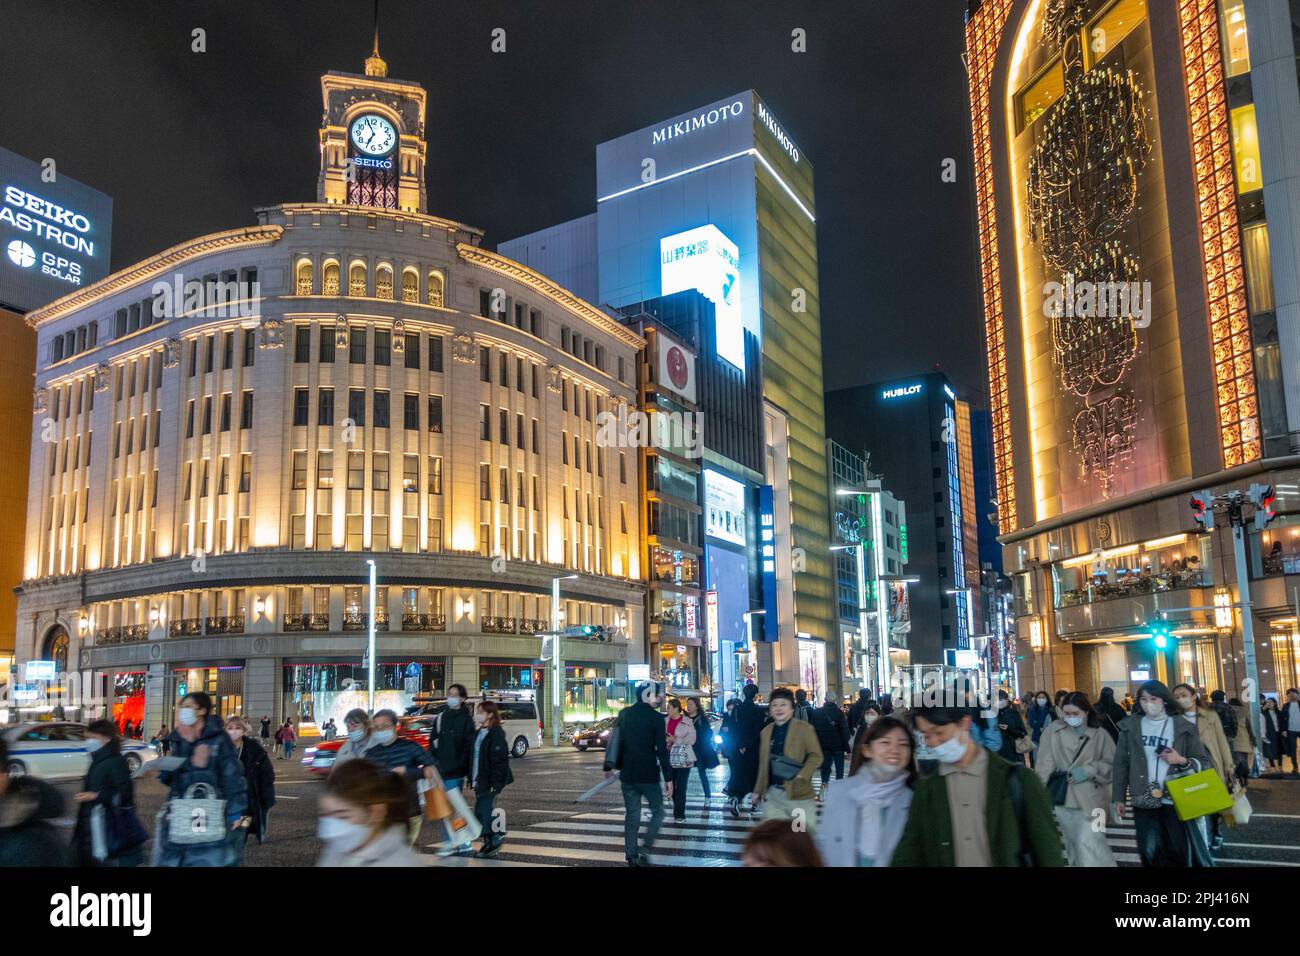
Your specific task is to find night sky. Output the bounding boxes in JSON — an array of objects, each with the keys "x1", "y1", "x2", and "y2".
[{"x1": 0, "y1": 0, "x2": 986, "y2": 400}]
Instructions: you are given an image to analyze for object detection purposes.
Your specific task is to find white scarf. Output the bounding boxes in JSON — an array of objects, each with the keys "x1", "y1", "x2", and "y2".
[{"x1": 843, "y1": 764, "x2": 910, "y2": 862}]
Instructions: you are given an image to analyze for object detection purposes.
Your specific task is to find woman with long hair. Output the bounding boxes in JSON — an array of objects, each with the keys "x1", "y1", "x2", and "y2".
[
  {"x1": 1112, "y1": 680, "x2": 1214, "y2": 866},
  {"x1": 684, "y1": 697, "x2": 720, "y2": 804},
  {"x1": 1171, "y1": 683, "x2": 1235, "y2": 850},
  {"x1": 225, "y1": 715, "x2": 276, "y2": 864},
  {"x1": 1035, "y1": 691, "x2": 1116, "y2": 866},
  {"x1": 815, "y1": 715, "x2": 916, "y2": 867}
]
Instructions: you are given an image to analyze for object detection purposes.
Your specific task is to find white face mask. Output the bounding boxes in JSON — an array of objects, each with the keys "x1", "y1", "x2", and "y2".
[
  {"x1": 371, "y1": 729, "x2": 396, "y2": 746},
  {"x1": 317, "y1": 816, "x2": 369, "y2": 852},
  {"x1": 178, "y1": 707, "x2": 198, "y2": 727},
  {"x1": 1036, "y1": 698, "x2": 1048, "y2": 706},
  {"x1": 997, "y1": 699, "x2": 1008, "y2": 709},
  {"x1": 931, "y1": 731, "x2": 969, "y2": 765},
  {"x1": 85, "y1": 738, "x2": 105, "y2": 753},
  {"x1": 1177, "y1": 697, "x2": 1196, "y2": 712},
  {"x1": 446, "y1": 696, "x2": 462, "y2": 709},
  {"x1": 863, "y1": 715, "x2": 878, "y2": 727},
  {"x1": 348, "y1": 728, "x2": 366, "y2": 742},
  {"x1": 1142, "y1": 700, "x2": 1166, "y2": 718},
  {"x1": 1064, "y1": 715, "x2": 1085, "y2": 728}
]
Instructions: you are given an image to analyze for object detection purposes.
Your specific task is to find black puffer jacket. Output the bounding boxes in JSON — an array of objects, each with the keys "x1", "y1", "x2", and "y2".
[
  {"x1": 428, "y1": 705, "x2": 474, "y2": 779},
  {"x1": 472, "y1": 727, "x2": 514, "y2": 794},
  {"x1": 159, "y1": 715, "x2": 249, "y2": 867},
  {"x1": 0, "y1": 776, "x2": 72, "y2": 866},
  {"x1": 72, "y1": 742, "x2": 138, "y2": 865},
  {"x1": 808, "y1": 701, "x2": 850, "y2": 753}
]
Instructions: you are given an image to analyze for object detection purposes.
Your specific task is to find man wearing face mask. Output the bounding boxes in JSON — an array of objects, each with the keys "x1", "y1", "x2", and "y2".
[
  {"x1": 1113, "y1": 680, "x2": 1214, "y2": 866},
  {"x1": 603, "y1": 681, "x2": 673, "y2": 866},
  {"x1": 1027, "y1": 692, "x2": 1052, "y2": 767},
  {"x1": 891, "y1": 706, "x2": 1065, "y2": 866},
  {"x1": 428, "y1": 684, "x2": 475, "y2": 856},
  {"x1": 363, "y1": 709, "x2": 439, "y2": 846}
]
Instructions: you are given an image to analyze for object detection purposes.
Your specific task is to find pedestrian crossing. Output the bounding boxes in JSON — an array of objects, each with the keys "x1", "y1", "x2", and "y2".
[{"x1": 423, "y1": 768, "x2": 1300, "y2": 867}]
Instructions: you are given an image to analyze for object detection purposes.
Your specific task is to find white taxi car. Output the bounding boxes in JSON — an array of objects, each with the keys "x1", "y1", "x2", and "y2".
[{"x1": 2, "y1": 722, "x2": 159, "y2": 779}]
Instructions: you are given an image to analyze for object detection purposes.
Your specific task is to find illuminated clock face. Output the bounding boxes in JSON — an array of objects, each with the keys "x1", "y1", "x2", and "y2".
[{"x1": 349, "y1": 114, "x2": 397, "y2": 156}]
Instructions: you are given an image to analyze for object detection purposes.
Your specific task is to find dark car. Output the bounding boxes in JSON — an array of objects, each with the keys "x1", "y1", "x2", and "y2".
[{"x1": 571, "y1": 716, "x2": 619, "y2": 751}]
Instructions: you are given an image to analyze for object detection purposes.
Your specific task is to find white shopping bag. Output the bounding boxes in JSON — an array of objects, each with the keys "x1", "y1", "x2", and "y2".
[
  {"x1": 89, "y1": 804, "x2": 108, "y2": 862},
  {"x1": 443, "y1": 786, "x2": 483, "y2": 844}
]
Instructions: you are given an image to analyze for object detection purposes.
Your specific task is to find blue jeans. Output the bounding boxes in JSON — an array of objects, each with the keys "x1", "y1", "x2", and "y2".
[{"x1": 284, "y1": 741, "x2": 294, "y2": 759}]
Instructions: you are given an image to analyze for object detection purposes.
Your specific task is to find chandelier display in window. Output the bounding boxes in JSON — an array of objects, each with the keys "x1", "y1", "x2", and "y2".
[{"x1": 1027, "y1": 0, "x2": 1152, "y2": 497}]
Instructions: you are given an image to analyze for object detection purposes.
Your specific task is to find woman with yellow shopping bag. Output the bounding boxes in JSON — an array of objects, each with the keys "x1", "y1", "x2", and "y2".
[
  {"x1": 1171, "y1": 684, "x2": 1235, "y2": 850},
  {"x1": 1112, "y1": 681, "x2": 1215, "y2": 867}
]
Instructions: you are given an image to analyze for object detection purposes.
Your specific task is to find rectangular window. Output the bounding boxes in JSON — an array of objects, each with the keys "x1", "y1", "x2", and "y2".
[
  {"x1": 404, "y1": 333, "x2": 420, "y2": 368},
  {"x1": 516, "y1": 413, "x2": 525, "y2": 449},
  {"x1": 427, "y1": 518, "x2": 443, "y2": 553},
  {"x1": 373, "y1": 391, "x2": 390, "y2": 428},
  {"x1": 562, "y1": 431, "x2": 569, "y2": 464},
  {"x1": 531, "y1": 419, "x2": 539, "y2": 453},
  {"x1": 204, "y1": 335, "x2": 214, "y2": 372},
  {"x1": 240, "y1": 390, "x2": 253, "y2": 429},
  {"x1": 372, "y1": 453, "x2": 389, "y2": 491},
  {"x1": 239, "y1": 454, "x2": 251, "y2": 493},
  {"x1": 479, "y1": 463, "x2": 490, "y2": 500},
  {"x1": 404, "y1": 393, "x2": 419, "y2": 430},
  {"x1": 427, "y1": 456, "x2": 443, "y2": 494},
  {"x1": 499, "y1": 352, "x2": 508, "y2": 386},
  {"x1": 429, "y1": 334, "x2": 443, "y2": 372},
  {"x1": 428, "y1": 395, "x2": 443, "y2": 433},
  {"x1": 292, "y1": 451, "x2": 307, "y2": 489},
  {"x1": 243, "y1": 329, "x2": 255, "y2": 367},
  {"x1": 186, "y1": 400, "x2": 195, "y2": 438},
  {"x1": 374, "y1": 329, "x2": 391, "y2": 366},
  {"x1": 293, "y1": 388, "x2": 309, "y2": 426},
  {"x1": 480, "y1": 404, "x2": 491, "y2": 441},
  {"x1": 403, "y1": 454, "x2": 419, "y2": 493},
  {"x1": 348, "y1": 389, "x2": 365, "y2": 426},
  {"x1": 318, "y1": 450, "x2": 334, "y2": 489},
  {"x1": 222, "y1": 331, "x2": 234, "y2": 370},
  {"x1": 531, "y1": 364, "x2": 539, "y2": 398},
  {"x1": 516, "y1": 357, "x2": 524, "y2": 393},
  {"x1": 1016, "y1": 61, "x2": 1064, "y2": 132},
  {"x1": 499, "y1": 466, "x2": 509, "y2": 504},
  {"x1": 479, "y1": 288, "x2": 492, "y2": 318},
  {"x1": 218, "y1": 456, "x2": 229, "y2": 495},
  {"x1": 294, "y1": 325, "x2": 310, "y2": 363},
  {"x1": 620, "y1": 453, "x2": 627, "y2": 484},
  {"x1": 318, "y1": 388, "x2": 335, "y2": 425},
  {"x1": 348, "y1": 451, "x2": 365, "y2": 489},
  {"x1": 320, "y1": 326, "x2": 336, "y2": 363},
  {"x1": 479, "y1": 346, "x2": 490, "y2": 382},
  {"x1": 202, "y1": 397, "x2": 212, "y2": 435},
  {"x1": 349, "y1": 326, "x2": 366, "y2": 364},
  {"x1": 498, "y1": 408, "x2": 508, "y2": 445}
]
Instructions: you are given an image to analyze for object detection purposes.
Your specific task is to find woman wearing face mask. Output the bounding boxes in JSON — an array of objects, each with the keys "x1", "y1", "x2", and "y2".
[
  {"x1": 71, "y1": 720, "x2": 144, "y2": 867},
  {"x1": 816, "y1": 716, "x2": 916, "y2": 867},
  {"x1": 685, "y1": 697, "x2": 720, "y2": 805},
  {"x1": 1027, "y1": 692, "x2": 1053, "y2": 767},
  {"x1": 1035, "y1": 692, "x2": 1116, "y2": 866},
  {"x1": 1171, "y1": 683, "x2": 1234, "y2": 850},
  {"x1": 994, "y1": 689, "x2": 1028, "y2": 764},
  {"x1": 1112, "y1": 681, "x2": 1213, "y2": 866},
  {"x1": 150, "y1": 692, "x2": 249, "y2": 867},
  {"x1": 470, "y1": 701, "x2": 514, "y2": 858},
  {"x1": 225, "y1": 716, "x2": 276, "y2": 864},
  {"x1": 428, "y1": 685, "x2": 475, "y2": 856},
  {"x1": 316, "y1": 758, "x2": 422, "y2": 867},
  {"x1": 333, "y1": 709, "x2": 372, "y2": 768},
  {"x1": 665, "y1": 699, "x2": 697, "y2": 823}
]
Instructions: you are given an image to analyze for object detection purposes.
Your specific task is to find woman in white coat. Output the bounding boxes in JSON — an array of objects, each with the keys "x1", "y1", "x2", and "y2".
[
  {"x1": 1035, "y1": 691, "x2": 1117, "y2": 866},
  {"x1": 816, "y1": 715, "x2": 915, "y2": 867}
]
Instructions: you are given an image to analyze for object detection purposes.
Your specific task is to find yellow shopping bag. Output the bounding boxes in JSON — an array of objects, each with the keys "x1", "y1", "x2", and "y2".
[{"x1": 1166, "y1": 769, "x2": 1233, "y2": 822}]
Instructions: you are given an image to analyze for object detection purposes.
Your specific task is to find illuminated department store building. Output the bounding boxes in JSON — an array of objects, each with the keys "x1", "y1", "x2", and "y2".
[
  {"x1": 966, "y1": 0, "x2": 1300, "y2": 698},
  {"x1": 14, "y1": 47, "x2": 645, "y2": 732}
]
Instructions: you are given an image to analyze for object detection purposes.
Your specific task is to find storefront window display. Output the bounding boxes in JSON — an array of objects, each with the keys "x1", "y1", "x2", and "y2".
[
  {"x1": 282, "y1": 660, "x2": 446, "y2": 731},
  {"x1": 798, "y1": 639, "x2": 827, "y2": 702},
  {"x1": 657, "y1": 643, "x2": 698, "y2": 691},
  {"x1": 652, "y1": 546, "x2": 700, "y2": 587},
  {"x1": 112, "y1": 672, "x2": 146, "y2": 734},
  {"x1": 564, "y1": 664, "x2": 627, "y2": 722},
  {"x1": 172, "y1": 666, "x2": 243, "y2": 722}
]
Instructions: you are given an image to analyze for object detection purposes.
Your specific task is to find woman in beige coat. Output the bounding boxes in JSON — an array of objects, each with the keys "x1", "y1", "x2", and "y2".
[
  {"x1": 1172, "y1": 683, "x2": 1234, "y2": 849},
  {"x1": 1036, "y1": 691, "x2": 1117, "y2": 866}
]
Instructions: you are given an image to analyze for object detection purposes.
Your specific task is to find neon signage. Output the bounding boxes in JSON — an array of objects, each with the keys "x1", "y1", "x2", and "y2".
[
  {"x1": 660, "y1": 224, "x2": 744, "y2": 371},
  {"x1": 882, "y1": 383, "x2": 923, "y2": 399}
]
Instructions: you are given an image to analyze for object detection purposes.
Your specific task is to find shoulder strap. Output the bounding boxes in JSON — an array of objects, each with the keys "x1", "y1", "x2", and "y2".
[{"x1": 1067, "y1": 735, "x2": 1089, "y2": 768}]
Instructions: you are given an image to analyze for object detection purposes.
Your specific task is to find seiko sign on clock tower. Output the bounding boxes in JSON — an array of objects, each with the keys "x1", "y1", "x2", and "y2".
[{"x1": 316, "y1": 41, "x2": 428, "y2": 214}]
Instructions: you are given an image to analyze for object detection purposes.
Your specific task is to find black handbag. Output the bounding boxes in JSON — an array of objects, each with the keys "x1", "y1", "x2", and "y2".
[
  {"x1": 770, "y1": 754, "x2": 804, "y2": 783},
  {"x1": 1046, "y1": 736, "x2": 1089, "y2": 806},
  {"x1": 105, "y1": 793, "x2": 148, "y2": 856}
]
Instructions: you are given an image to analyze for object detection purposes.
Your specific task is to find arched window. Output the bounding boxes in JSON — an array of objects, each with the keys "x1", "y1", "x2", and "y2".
[
  {"x1": 428, "y1": 271, "x2": 445, "y2": 308},
  {"x1": 401, "y1": 269, "x2": 419, "y2": 303},
  {"x1": 296, "y1": 259, "x2": 314, "y2": 296},
  {"x1": 42, "y1": 625, "x2": 69, "y2": 673},
  {"x1": 375, "y1": 264, "x2": 394, "y2": 300},
  {"x1": 322, "y1": 261, "x2": 340, "y2": 296},
  {"x1": 349, "y1": 262, "x2": 367, "y2": 297}
]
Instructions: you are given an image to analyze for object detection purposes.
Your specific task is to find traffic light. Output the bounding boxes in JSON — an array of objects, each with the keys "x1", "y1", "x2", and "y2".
[
  {"x1": 1190, "y1": 489, "x2": 1216, "y2": 532},
  {"x1": 1148, "y1": 620, "x2": 1173, "y2": 648},
  {"x1": 564, "y1": 625, "x2": 608, "y2": 641},
  {"x1": 1249, "y1": 482, "x2": 1276, "y2": 531}
]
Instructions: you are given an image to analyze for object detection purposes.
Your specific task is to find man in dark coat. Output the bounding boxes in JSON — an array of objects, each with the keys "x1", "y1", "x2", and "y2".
[
  {"x1": 364, "y1": 709, "x2": 438, "y2": 846},
  {"x1": 428, "y1": 684, "x2": 474, "y2": 787},
  {"x1": 809, "y1": 697, "x2": 851, "y2": 786},
  {"x1": 603, "y1": 681, "x2": 672, "y2": 866},
  {"x1": 0, "y1": 738, "x2": 72, "y2": 866},
  {"x1": 724, "y1": 683, "x2": 765, "y2": 817}
]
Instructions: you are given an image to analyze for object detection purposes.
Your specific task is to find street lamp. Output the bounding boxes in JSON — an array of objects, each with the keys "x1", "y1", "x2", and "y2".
[
  {"x1": 366, "y1": 559, "x2": 377, "y2": 716},
  {"x1": 550, "y1": 574, "x2": 578, "y2": 747}
]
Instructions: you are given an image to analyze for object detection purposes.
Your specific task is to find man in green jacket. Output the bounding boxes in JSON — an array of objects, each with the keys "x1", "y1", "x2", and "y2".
[{"x1": 892, "y1": 706, "x2": 1065, "y2": 867}]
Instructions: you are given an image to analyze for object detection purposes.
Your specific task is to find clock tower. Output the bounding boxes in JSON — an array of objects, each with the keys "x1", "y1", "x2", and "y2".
[{"x1": 316, "y1": 33, "x2": 427, "y2": 213}]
